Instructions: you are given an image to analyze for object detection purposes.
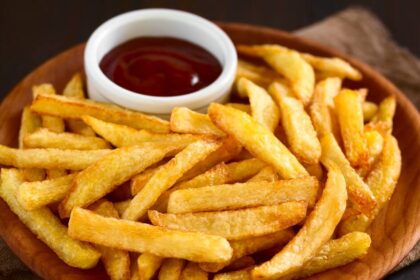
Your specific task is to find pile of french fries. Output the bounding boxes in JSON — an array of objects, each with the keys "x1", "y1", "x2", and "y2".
[{"x1": 0, "y1": 43, "x2": 402, "y2": 280}]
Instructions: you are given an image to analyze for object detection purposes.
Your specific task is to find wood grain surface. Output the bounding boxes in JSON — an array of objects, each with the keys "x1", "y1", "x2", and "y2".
[{"x1": 0, "y1": 23, "x2": 419, "y2": 280}]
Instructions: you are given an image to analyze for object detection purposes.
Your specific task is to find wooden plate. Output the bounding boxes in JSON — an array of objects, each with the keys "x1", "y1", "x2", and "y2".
[{"x1": 0, "y1": 23, "x2": 419, "y2": 280}]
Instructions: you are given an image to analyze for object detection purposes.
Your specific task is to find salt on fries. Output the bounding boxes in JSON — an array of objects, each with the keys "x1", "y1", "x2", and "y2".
[{"x1": 0, "y1": 41, "x2": 402, "y2": 280}]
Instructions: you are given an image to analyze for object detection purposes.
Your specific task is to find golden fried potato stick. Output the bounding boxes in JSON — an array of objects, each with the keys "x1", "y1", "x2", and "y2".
[
  {"x1": 226, "y1": 256, "x2": 255, "y2": 271},
  {"x1": 214, "y1": 268, "x2": 253, "y2": 280},
  {"x1": 225, "y1": 103, "x2": 251, "y2": 114},
  {"x1": 252, "y1": 168, "x2": 347, "y2": 279},
  {"x1": 303, "y1": 163, "x2": 324, "y2": 181},
  {"x1": 320, "y1": 133, "x2": 376, "y2": 216},
  {"x1": 137, "y1": 253, "x2": 163, "y2": 280},
  {"x1": 335, "y1": 89, "x2": 369, "y2": 168},
  {"x1": 309, "y1": 77, "x2": 342, "y2": 139},
  {"x1": 208, "y1": 103, "x2": 308, "y2": 179},
  {"x1": 236, "y1": 59, "x2": 286, "y2": 88},
  {"x1": 149, "y1": 202, "x2": 306, "y2": 240},
  {"x1": 365, "y1": 130, "x2": 384, "y2": 168},
  {"x1": 24, "y1": 128, "x2": 110, "y2": 150},
  {"x1": 68, "y1": 207, "x2": 232, "y2": 263},
  {"x1": 180, "y1": 262, "x2": 208, "y2": 280},
  {"x1": 123, "y1": 140, "x2": 221, "y2": 221},
  {"x1": 17, "y1": 173, "x2": 76, "y2": 210},
  {"x1": 0, "y1": 145, "x2": 110, "y2": 170},
  {"x1": 158, "y1": 258, "x2": 185, "y2": 280},
  {"x1": 300, "y1": 53, "x2": 362, "y2": 81},
  {"x1": 131, "y1": 163, "x2": 167, "y2": 196},
  {"x1": 370, "y1": 96, "x2": 396, "y2": 133},
  {"x1": 338, "y1": 135, "x2": 401, "y2": 235},
  {"x1": 82, "y1": 115, "x2": 206, "y2": 147},
  {"x1": 167, "y1": 177, "x2": 319, "y2": 213},
  {"x1": 62, "y1": 73, "x2": 96, "y2": 136},
  {"x1": 199, "y1": 230, "x2": 293, "y2": 273},
  {"x1": 46, "y1": 169, "x2": 67, "y2": 179},
  {"x1": 31, "y1": 93, "x2": 170, "y2": 133},
  {"x1": 363, "y1": 101, "x2": 378, "y2": 122},
  {"x1": 0, "y1": 169, "x2": 100, "y2": 268},
  {"x1": 237, "y1": 78, "x2": 280, "y2": 132},
  {"x1": 59, "y1": 144, "x2": 174, "y2": 218},
  {"x1": 33, "y1": 84, "x2": 66, "y2": 133},
  {"x1": 247, "y1": 166, "x2": 278, "y2": 182},
  {"x1": 89, "y1": 200, "x2": 130, "y2": 280},
  {"x1": 269, "y1": 83, "x2": 321, "y2": 164},
  {"x1": 114, "y1": 200, "x2": 131, "y2": 217},
  {"x1": 170, "y1": 107, "x2": 225, "y2": 137},
  {"x1": 237, "y1": 45, "x2": 315, "y2": 105}
]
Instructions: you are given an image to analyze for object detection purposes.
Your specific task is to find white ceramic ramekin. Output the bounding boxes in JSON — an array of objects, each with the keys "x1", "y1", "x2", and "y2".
[{"x1": 84, "y1": 9, "x2": 237, "y2": 115}]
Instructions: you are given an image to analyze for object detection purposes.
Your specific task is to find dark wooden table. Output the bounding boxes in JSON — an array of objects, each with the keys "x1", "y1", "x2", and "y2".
[{"x1": 0, "y1": 1, "x2": 419, "y2": 279}]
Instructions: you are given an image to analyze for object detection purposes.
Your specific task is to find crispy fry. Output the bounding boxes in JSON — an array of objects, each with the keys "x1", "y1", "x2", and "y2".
[
  {"x1": 33, "y1": 84, "x2": 66, "y2": 133},
  {"x1": 137, "y1": 253, "x2": 163, "y2": 280},
  {"x1": 149, "y1": 202, "x2": 306, "y2": 240},
  {"x1": 237, "y1": 78, "x2": 280, "y2": 131},
  {"x1": 0, "y1": 145, "x2": 110, "y2": 170},
  {"x1": 303, "y1": 163, "x2": 324, "y2": 181},
  {"x1": 226, "y1": 103, "x2": 251, "y2": 114},
  {"x1": 31, "y1": 93, "x2": 170, "y2": 133},
  {"x1": 167, "y1": 177, "x2": 319, "y2": 213},
  {"x1": 237, "y1": 45, "x2": 315, "y2": 105},
  {"x1": 170, "y1": 107, "x2": 225, "y2": 137},
  {"x1": 236, "y1": 59, "x2": 285, "y2": 88},
  {"x1": 131, "y1": 162, "x2": 168, "y2": 196},
  {"x1": 363, "y1": 101, "x2": 378, "y2": 122},
  {"x1": 89, "y1": 200, "x2": 130, "y2": 280},
  {"x1": 300, "y1": 53, "x2": 362, "y2": 81},
  {"x1": 226, "y1": 256, "x2": 255, "y2": 271},
  {"x1": 252, "y1": 168, "x2": 347, "y2": 279},
  {"x1": 0, "y1": 169, "x2": 100, "y2": 268},
  {"x1": 208, "y1": 103, "x2": 308, "y2": 179},
  {"x1": 68, "y1": 208, "x2": 232, "y2": 263},
  {"x1": 199, "y1": 230, "x2": 293, "y2": 273},
  {"x1": 180, "y1": 262, "x2": 208, "y2": 280},
  {"x1": 365, "y1": 130, "x2": 384, "y2": 167},
  {"x1": 335, "y1": 89, "x2": 368, "y2": 167},
  {"x1": 22, "y1": 168, "x2": 46, "y2": 182},
  {"x1": 320, "y1": 133, "x2": 376, "y2": 216},
  {"x1": 59, "y1": 145, "x2": 173, "y2": 218},
  {"x1": 158, "y1": 258, "x2": 185, "y2": 280},
  {"x1": 214, "y1": 268, "x2": 252, "y2": 280},
  {"x1": 47, "y1": 169, "x2": 67, "y2": 179},
  {"x1": 371, "y1": 96, "x2": 396, "y2": 133},
  {"x1": 19, "y1": 107, "x2": 42, "y2": 148},
  {"x1": 114, "y1": 200, "x2": 131, "y2": 217},
  {"x1": 83, "y1": 115, "x2": 206, "y2": 147},
  {"x1": 269, "y1": 83, "x2": 321, "y2": 164},
  {"x1": 247, "y1": 166, "x2": 278, "y2": 182},
  {"x1": 23, "y1": 128, "x2": 110, "y2": 150},
  {"x1": 17, "y1": 173, "x2": 76, "y2": 210}
]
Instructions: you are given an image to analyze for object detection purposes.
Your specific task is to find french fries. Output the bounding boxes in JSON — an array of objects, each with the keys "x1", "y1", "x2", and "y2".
[
  {"x1": 236, "y1": 59, "x2": 285, "y2": 88},
  {"x1": 208, "y1": 103, "x2": 308, "y2": 179},
  {"x1": 137, "y1": 253, "x2": 163, "y2": 280},
  {"x1": 167, "y1": 177, "x2": 319, "y2": 213},
  {"x1": 371, "y1": 96, "x2": 396, "y2": 133},
  {"x1": 149, "y1": 202, "x2": 307, "y2": 240},
  {"x1": 158, "y1": 258, "x2": 185, "y2": 280},
  {"x1": 363, "y1": 101, "x2": 378, "y2": 122},
  {"x1": 31, "y1": 93, "x2": 170, "y2": 133},
  {"x1": 320, "y1": 133, "x2": 376, "y2": 216},
  {"x1": 23, "y1": 128, "x2": 110, "y2": 150},
  {"x1": 33, "y1": 84, "x2": 66, "y2": 133},
  {"x1": 68, "y1": 207, "x2": 232, "y2": 263},
  {"x1": 0, "y1": 169, "x2": 100, "y2": 268},
  {"x1": 59, "y1": 145, "x2": 174, "y2": 218},
  {"x1": 180, "y1": 262, "x2": 208, "y2": 280},
  {"x1": 248, "y1": 166, "x2": 278, "y2": 182},
  {"x1": 237, "y1": 78, "x2": 280, "y2": 131},
  {"x1": 252, "y1": 167, "x2": 347, "y2": 279}
]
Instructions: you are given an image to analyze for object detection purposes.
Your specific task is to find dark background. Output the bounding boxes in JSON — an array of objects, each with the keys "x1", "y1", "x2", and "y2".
[{"x1": 0, "y1": 0, "x2": 419, "y2": 279}]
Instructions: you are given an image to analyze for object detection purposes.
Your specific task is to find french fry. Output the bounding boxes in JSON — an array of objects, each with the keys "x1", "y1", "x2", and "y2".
[
  {"x1": 167, "y1": 177, "x2": 319, "y2": 213},
  {"x1": 237, "y1": 45, "x2": 315, "y2": 105},
  {"x1": 158, "y1": 258, "x2": 186, "y2": 280},
  {"x1": 303, "y1": 163, "x2": 324, "y2": 181},
  {"x1": 149, "y1": 202, "x2": 306, "y2": 240},
  {"x1": 114, "y1": 200, "x2": 131, "y2": 217},
  {"x1": 247, "y1": 166, "x2": 278, "y2": 182},
  {"x1": 0, "y1": 169, "x2": 100, "y2": 268},
  {"x1": 269, "y1": 83, "x2": 321, "y2": 164},
  {"x1": 365, "y1": 130, "x2": 384, "y2": 166},
  {"x1": 0, "y1": 145, "x2": 110, "y2": 170},
  {"x1": 137, "y1": 253, "x2": 163, "y2": 280},
  {"x1": 21, "y1": 168, "x2": 46, "y2": 182},
  {"x1": 89, "y1": 200, "x2": 130, "y2": 280},
  {"x1": 237, "y1": 78, "x2": 280, "y2": 131},
  {"x1": 309, "y1": 78, "x2": 342, "y2": 139},
  {"x1": 320, "y1": 133, "x2": 376, "y2": 216},
  {"x1": 170, "y1": 107, "x2": 225, "y2": 137},
  {"x1": 199, "y1": 230, "x2": 294, "y2": 273},
  {"x1": 236, "y1": 59, "x2": 285, "y2": 88},
  {"x1": 123, "y1": 140, "x2": 221, "y2": 221},
  {"x1": 180, "y1": 262, "x2": 208, "y2": 280},
  {"x1": 226, "y1": 103, "x2": 251, "y2": 114},
  {"x1": 17, "y1": 173, "x2": 76, "y2": 210},
  {"x1": 214, "y1": 268, "x2": 252, "y2": 280},
  {"x1": 62, "y1": 73, "x2": 96, "y2": 136},
  {"x1": 31, "y1": 93, "x2": 170, "y2": 133},
  {"x1": 335, "y1": 89, "x2": 368, "y2": 167},
  {"x1": 279, "y1": 232, "x2": 371, "y2": 280},
  {"x1": 46, "y1": 169, "x2": 67, "y2": 179},
  {"x1": 208, "y1": 103, "x2": 308, "y2": 179},
  {"x1": 82, "y1": 115, "x2": 206, "y2": 147},
  {"x1": 68, "y1": 208, "x2": 232, "y2": 263},
  {"x1": 371, "y1": 96, "x2": 396, "y2": 133},
  {"x1": 363, "y1": 101, "x2": 378, "y2": 122},
  {"x1": 300, "y1": 53, "x2": 362, "y2": 81},
  {"x1": 130, "y1": 254, "x2": 141, "y2": 280},
  {"x1": 226, "y1": 256, "x2": 255, "y2": 271},
  {"x1": 23, "y1": 128, "x2": 111, "y2": 150},
  {"x1": 252, "y1": 167, "x2": 347, "y2": 279},
  {"x1": 33, "y1": 84, "x2": 66, "y2": 133},
  {"x1": 59, "y1": 144, "x2": 174, "y2": 218}
]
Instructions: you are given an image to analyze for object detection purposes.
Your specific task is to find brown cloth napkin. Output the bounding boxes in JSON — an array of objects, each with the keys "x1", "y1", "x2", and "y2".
[{"x1": 1, "y1": 6, "x2": 419, "y2": 280}]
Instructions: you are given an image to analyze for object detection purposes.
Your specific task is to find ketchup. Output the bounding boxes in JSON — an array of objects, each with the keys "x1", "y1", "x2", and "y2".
[{"x1": 100, "y1": 37, "x2": 222, "y2": 97}]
